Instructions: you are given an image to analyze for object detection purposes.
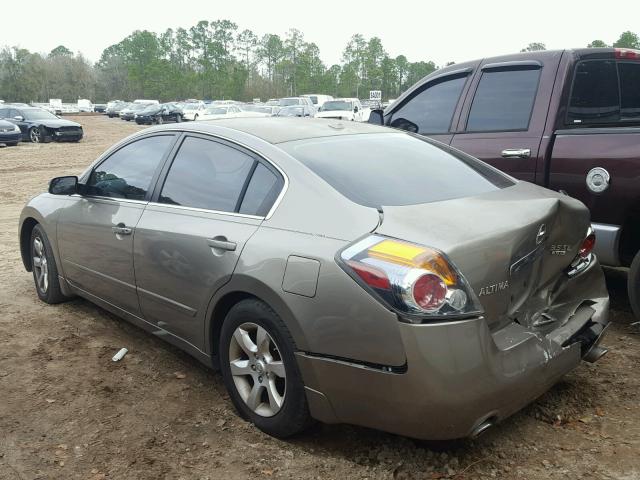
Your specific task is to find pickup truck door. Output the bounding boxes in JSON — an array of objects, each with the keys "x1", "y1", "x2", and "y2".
[{"x1": 450, "y1": 53, "x2": 563, "y2": 183}]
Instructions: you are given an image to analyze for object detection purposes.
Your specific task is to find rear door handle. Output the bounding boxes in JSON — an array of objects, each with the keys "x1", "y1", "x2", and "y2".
[
  {"x1": 501, "y1": 148, "x2": 531, "y2": 158},
  {"x1": 112, "y1": 224, "x2": 132, "y2": 235},
  {"x1": 207, "y1": 238, "x2": 237, "y2": 252}
]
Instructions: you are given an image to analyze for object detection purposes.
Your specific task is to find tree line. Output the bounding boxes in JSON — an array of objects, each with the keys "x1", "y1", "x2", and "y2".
[{"x1": 1, "y1": 25, "x2": 639, "y2": 104}]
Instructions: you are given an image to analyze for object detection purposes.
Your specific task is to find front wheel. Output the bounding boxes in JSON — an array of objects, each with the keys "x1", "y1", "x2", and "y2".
[
  {"x1": 30, "y1": 225, "x2": 70, "y2": 304},
  {"x1": 629, "y1": 250, "x2": 640, "y2": 319},
  {"x1": 219, "y1": 299, "x2": 313, "y2": 438},
  {"x1": 29, "y1": 126, "x2": 43, "y2": 143},
  {"x1": 175, "y1": 115, "x2": 182, "y2": 123},
  {"x1": 156, "y1": 117, "x2": 164, "y2": 125}
]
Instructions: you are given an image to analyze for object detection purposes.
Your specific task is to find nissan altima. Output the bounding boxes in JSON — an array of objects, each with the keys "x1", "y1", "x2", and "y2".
[{"x1": 19, "y1": 118, "x2": 609, "y2": 440}]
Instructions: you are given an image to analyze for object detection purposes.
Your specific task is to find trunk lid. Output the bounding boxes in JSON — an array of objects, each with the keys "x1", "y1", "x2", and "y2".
[{"x1": 375, "y1": 182, "x2": 590, "y2": 329}]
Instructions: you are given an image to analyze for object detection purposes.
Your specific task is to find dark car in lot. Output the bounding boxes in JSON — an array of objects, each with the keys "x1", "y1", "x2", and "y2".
[
  {"x1": 0, "y1": 119, "x2": 22, "y2": 146},
  {"x1": 93, "y1": 104, "x2": 107, "y2": 113},
  {"x1": 0, "y1": 107, "x2": 83, "y2": 143},
  {"x1": 120, "y1": 104, "x2": 148, "y2": 121},
  {"x1": 134, "y1": 103, "x2": 183, "y2": 125},
  {"x1": 370, "y1": 47, "x2": 640, "y2": 318}
]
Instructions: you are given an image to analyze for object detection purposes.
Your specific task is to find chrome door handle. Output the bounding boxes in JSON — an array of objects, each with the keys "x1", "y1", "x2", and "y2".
[
  {"x1": 112, "y1": 225, "x2": 132, "y2": 235},
  {"x1": 501, "y1": 148, "x2": 531, "y2": 159},
  {"x1": 207, "y1": 238, "x2": 237, "y2": 251}
]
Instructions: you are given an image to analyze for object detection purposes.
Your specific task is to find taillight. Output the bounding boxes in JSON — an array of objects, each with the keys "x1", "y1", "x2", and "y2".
[
  {"x1": 579, "y1": 231, "x2": 596, "y2": 258},
  {"x1": 615, "y1": 48, "x2": 640, "y2": 60},
  {"x1": 568, "y1": 228, "x2": 596, "y2": 277},
  {"x1": 339, "y1": 235, "x2": 482, "y2": 322}
]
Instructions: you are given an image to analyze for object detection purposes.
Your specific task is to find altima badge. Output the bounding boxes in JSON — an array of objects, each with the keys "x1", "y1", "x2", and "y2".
[{"x1": 478, "y1": 281, "x2": 510, "y2": 297}]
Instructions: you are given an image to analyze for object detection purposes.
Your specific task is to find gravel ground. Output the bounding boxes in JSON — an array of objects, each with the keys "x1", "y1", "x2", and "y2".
[{"x1": 0, "y1": 115, "x2": 639, "y2": 480}]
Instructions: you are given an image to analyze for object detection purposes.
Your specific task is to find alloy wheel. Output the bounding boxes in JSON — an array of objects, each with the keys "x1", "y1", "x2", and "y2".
[
  {"x1": 32, "y1": 236, "x2": 48, "y2": 293},
  {"x1": 30, "y1": 128, "x2": 41, "y2": 143},
  {"x1": 228, "y1": 322, "x2": 286, "y2": 417}
]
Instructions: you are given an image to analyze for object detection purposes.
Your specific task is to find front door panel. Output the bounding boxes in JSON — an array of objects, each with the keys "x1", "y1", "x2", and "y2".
[{"x1": 59, "y1": 197, "x2": 145, "y2": 314}]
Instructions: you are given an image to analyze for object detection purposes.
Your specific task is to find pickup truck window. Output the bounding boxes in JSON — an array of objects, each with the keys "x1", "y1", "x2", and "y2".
[
  {"x1": 466, "y1": 67, "x2": 540, "y2": 132},
  {"x1": 389, "y1": 75, "x2": 467, "y2": 134},
  {"x1": 567, "y1": 60, "x2": 640, "y2": 125},
  {"x1": 568, "y1": 60, "x2": 619, "y2": 125}
]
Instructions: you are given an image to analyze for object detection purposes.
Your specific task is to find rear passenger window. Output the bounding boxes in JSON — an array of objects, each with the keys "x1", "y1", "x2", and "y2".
[
  {"x1": 466, "y1": 67, "x2": 540, "y2": 132},
  {"x1": 159, "y1": 136, "x2": 254, "y2": 212},
  {"x1": 567, "y1": 60, "x2": 619, "y2": 125},
  {"x1": 567, "y1": 60, "x2": 640, "y2": 126},
  {"x1": 619, "y1": 63, "x2": 640, "y2": 121},
  {"x1": 390, "y1": 75, "x2": 467, "y2": 134},
  {"x1": 239, "y1": 163, "x2": 283, "y2": 216}
]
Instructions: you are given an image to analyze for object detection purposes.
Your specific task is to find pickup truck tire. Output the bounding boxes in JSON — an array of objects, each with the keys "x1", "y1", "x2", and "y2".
[{"x1": 628, "y1": 251, "x2": 640, "y2": 319}]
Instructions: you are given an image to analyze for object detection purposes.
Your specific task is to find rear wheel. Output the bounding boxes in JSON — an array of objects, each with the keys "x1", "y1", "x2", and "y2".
[
  {"x1": 194, "y1": 114, "x2": 199, "y2": 121},
  {"x1": 156, "y1": 116, "x2": 164, "y2": 125},
  {"x1": 30, "y1": 225, "x2": 69, "y2": 304},
  {"x1": 629, "y1": 251, "x2": 640, "y2": 319},
  {"x1": 219, "y1": 299, "x2": 312, "y2": 438}
]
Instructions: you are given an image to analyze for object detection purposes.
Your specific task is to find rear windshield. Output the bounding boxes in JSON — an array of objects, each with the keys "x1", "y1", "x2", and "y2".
[{"x1": 281, "y1": 133, "x2": 513, "y2": 208}]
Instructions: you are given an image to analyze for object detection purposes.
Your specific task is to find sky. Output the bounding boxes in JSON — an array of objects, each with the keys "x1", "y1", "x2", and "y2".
[{"x1": 1, "y1": 0, "x2": 639, "y2": 67}]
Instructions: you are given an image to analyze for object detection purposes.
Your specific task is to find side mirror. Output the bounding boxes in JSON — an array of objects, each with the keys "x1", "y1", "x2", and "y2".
[
  {"x1": 14, "y1": 115, "x2": 24, "y2": 121},
  {"x1": 368, "y1": 109, "x2": 384, "y2": 125},
  {"x1": 354, "y1": 106, "x2": 359, "y2": 113},
  {"x1": 49, "y1": 176, "x2": 79, "y2": 195}
]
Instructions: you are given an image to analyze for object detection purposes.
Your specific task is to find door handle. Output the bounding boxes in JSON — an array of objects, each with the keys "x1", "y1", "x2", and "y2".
[
  {"x1": 207, "y1": 238, "x2": 237, "y2": 252},
  {"x1": 501, "y1": 148, "x2": 531, "y2": 159},
  {"x1": 112, "y1": 224, "x2": 132, "y2": 235}
]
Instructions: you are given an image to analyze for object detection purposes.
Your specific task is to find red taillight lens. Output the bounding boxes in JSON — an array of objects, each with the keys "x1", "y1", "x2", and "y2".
[
  {"x1": 579, "y1": 232, "x2": 596, "y2": 258},
  {"x1": 615, "y1": 48, "x2": 640, "y2": 60},
  {"x1": 412, "y1": 273, "x2": 447, "y2": 311},
  {"x1": 346, "y1": 260, "x2": 391, "y2": 290}
]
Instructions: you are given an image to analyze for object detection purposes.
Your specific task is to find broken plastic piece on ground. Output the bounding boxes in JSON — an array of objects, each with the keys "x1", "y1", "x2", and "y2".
[{"x1": 112, "y1": 348, "x2": 128, "y2": 362}]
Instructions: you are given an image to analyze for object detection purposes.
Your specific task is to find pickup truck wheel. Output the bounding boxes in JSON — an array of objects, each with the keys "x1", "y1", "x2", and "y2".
[
  {"x1": 628, "y1": 251, "x2": 640, "y2": 319},
  {"x1": 219, "y1": 299, "x2": 313, "y2": 438}
]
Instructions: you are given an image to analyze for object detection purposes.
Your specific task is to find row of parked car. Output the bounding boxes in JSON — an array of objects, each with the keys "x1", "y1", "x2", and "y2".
[
  {"x1": 102, "y1": 96, "x2": 380, "y2": 124},
  {"x1": 0, "y1": 102, "x2": 83, "y2": 146}
]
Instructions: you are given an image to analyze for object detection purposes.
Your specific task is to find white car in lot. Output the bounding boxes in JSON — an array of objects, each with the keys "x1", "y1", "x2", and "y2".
[
  {"x1": 197, "y1": 105, "x2": 268, "y2": 121},
  {"x1": 301, "y1": 94, "x2": 333, "y2": 109},
  {"x1": 315, "y1": 98, "x2": 364, "y2": 121},
  {"x1": 181, "y1": 102, "x2": 206, "y2": 121}
]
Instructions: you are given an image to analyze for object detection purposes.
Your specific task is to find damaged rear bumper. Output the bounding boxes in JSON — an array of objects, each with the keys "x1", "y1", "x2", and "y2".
[{"x1": 297, "y1": 257, "x2": 609, "y2": 440}]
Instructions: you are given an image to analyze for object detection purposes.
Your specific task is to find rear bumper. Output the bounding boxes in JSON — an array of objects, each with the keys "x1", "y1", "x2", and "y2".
[{"x1": 297, "y1": 258, "x2": 609, "y2": 440}]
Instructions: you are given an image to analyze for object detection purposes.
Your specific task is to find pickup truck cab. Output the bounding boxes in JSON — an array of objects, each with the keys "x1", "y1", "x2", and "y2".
[{"x1": 370, "y1": 48, "x2": 640, "y2": 317}]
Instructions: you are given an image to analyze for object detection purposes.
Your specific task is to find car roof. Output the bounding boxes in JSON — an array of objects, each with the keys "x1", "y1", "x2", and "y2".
[{"x1": 167, "y1": 117, "x2": 393, "y2": 144}]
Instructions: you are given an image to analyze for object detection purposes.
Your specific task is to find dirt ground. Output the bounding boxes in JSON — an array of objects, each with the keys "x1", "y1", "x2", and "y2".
[{"x1": 0, "y1": 115, "x2": 639, "y2": 480}]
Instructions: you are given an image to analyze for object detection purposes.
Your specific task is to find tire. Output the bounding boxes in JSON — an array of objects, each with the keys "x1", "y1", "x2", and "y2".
[
  {"x1": 629, "y1": 250, "x2": 640, "y2": 319},
  {"x1": 29, "y1": 126, "x2": 43, "y2": 143},
  {"x1": 156, "y1": 117, "x2": 164, "y2": 125},
  {"x1": 175, "y1": 115, "x2": 182, "y2": 123},
  {"x1": 219, "y1": 299, "x2": 313, "y2": 438},
  {"x1": 30, "y1": 224, "x2": 70, "y2": 304},
  {"x1": 194, "y1": 114, "x2": 199, "y2": 121}
]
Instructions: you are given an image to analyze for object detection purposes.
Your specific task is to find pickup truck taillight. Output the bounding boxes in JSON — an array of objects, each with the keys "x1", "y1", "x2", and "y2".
[
  {"x1": 615, "y1": 48, "x2": 640, "y2": 60},
  {"x1": 338, "y1": 235, "x2": 483, "y2": 322}
]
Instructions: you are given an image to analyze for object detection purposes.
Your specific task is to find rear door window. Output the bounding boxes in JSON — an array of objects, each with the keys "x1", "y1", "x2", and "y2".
[
  {"x1": 466, "y1": 67, "x2": 541, "y2": 132},
  {"x1": 239, "y1": 163, "x2": 284, "y2": 216},
  {"x1": 159, "y1": 136, "x2": 255, "y2": 213},
  {"x1": 389, "y1": 75, "x2": 467, "y2": 134},
  {"x1": 567, "y1": 60, "x2": 619, "y2": 125},
  {"x1": 619, "y1": 62, "x2": 640, "y2": 121}
]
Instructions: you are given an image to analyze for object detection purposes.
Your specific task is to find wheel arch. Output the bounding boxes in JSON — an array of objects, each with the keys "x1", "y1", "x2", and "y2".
[
  {"x1": 619, "y1": 208, "x2": 640, "y2": 266},
  {"x1": 205, "y1": 276, "x2": 309, "y2": 368},
  {"x1": 20, "y1": 217, "x2": 39, "y2": 271}
]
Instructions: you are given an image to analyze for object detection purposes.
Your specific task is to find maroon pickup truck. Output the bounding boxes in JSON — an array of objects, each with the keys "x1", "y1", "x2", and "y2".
[{"x1": 370, "y1": 47, "x2": 640, "y2": 318}]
